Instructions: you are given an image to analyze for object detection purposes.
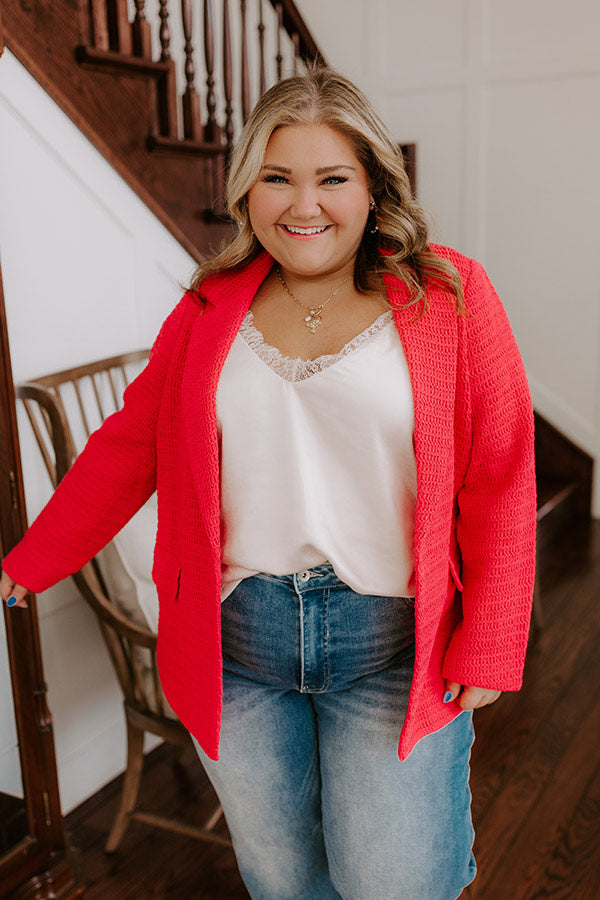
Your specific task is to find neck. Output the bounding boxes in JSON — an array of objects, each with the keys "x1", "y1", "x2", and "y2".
[{"x1": 276, "y1": 263, "x2": 356, "y2": 304}]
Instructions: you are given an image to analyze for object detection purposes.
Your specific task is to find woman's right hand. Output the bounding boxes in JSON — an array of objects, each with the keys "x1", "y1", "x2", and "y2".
[{"x1": 1, "y1": 569, "x2": 29, "y2": 608}]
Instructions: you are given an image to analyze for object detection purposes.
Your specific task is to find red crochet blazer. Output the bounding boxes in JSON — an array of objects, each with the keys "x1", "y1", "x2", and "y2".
[{"x1": 3, "y1": 245, "x2": 537, "y2": 761}]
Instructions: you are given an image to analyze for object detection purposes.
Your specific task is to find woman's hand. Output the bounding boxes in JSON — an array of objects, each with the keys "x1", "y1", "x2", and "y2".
[
  {"x1": 443, "y1": 682, "x2": 501, "y2": 710},
  {"x1": 1, "y1": 569, "x2": 29, "y2": 609}
]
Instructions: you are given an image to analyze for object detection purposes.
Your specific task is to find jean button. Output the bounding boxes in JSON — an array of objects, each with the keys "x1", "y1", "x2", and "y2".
[{"x1": 299, "y1": 570, "x2": 310, "y2": 582}]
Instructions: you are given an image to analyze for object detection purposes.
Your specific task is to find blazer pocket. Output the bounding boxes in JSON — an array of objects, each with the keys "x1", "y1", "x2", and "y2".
[
  {"x1": 153, "y1": 557, "x2": 181, "y2": 603},
  {"x1": 448, "y1": 556, "x2": 464, "y2": 592}
]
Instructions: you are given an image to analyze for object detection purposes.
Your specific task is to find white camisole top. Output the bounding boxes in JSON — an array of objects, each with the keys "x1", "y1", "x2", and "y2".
[{"x1": 216, "y1": 309, "x2": 417, "y2": 601}]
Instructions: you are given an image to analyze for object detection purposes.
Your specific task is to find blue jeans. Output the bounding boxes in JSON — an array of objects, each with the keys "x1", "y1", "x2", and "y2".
[{"x1": 194, "y1": 564, "x2": 476, "y2": 899}]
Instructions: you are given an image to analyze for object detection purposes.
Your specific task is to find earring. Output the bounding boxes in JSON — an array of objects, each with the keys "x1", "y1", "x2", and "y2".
[
  {"x1": 366, "y1": 197, "x2": 379, "y2": 234},
  {"x1": 367, "y1": 200, "x2": 379, "y2": 234}
]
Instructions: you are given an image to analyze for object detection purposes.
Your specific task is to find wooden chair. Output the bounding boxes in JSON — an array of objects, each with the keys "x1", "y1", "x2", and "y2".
[{"x1": 17, "y1": 352, "x2": 229, "y2": 853}]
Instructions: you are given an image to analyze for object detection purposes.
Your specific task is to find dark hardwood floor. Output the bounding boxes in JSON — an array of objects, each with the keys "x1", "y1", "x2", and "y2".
[{"x1": 64, "y1": 521, "x2": 600, "y2": 899}]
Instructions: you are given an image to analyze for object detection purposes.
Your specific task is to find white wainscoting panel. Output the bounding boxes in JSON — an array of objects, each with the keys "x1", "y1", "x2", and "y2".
[{"x1": 296, "y1": 0, "x2": 600, "y2": 514}]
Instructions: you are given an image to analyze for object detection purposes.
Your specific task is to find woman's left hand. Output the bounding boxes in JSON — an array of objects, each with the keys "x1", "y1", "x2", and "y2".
[{"x1": 444, "y1": 682, "x2": 501, "y2": 710}]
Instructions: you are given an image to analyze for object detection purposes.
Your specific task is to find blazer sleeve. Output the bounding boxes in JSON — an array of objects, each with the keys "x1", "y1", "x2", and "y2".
[
  {"x1": 2, "y1": 295, "x2": 194, "y2": 594},
  {"x1": 442, "y1": 259, "x2": 537, "y2": 691}
]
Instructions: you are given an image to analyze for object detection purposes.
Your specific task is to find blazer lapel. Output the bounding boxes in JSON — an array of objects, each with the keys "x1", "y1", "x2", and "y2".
[
  {"x1": 386, "y1": 276, "x2": 459, "y2": 582},
  {"x1": 182, "y1": 252, "x2": 274, "y2": 556}
]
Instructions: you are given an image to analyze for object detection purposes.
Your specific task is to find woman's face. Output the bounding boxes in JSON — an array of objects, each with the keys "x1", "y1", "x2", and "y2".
[{"x1": 247, "y1": 123, "x2": 371, "y2": 280}]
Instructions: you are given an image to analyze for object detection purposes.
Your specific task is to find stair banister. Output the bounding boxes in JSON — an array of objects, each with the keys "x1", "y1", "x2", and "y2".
[{"x1": 181, "y1": 0, "x2": 202, "y2": 140}]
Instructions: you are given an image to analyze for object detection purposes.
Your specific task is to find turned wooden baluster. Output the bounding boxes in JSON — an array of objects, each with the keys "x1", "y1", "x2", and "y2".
[
  {"x1": 240, "y1": 0, "x2": 251, "y2": 123},
  {"x1": 275, "y1": 2, "x2": 283, "y2": 81},
  {"x1": 155, "y1": 0, "x2": 178, "y2": 137},
  {"x1": 292, "y1": 31, "x2": 300, "y2": 75},
  {"x1": 223, "y1": 0, "x2": 235, "y2": 154},
  {"x1": 181, "y1": 0, "x2": 202, "y2": 140},
  {"x1": 203, "y1": 0, "x2": 218, "y2": 142},
  {"x1": 257, "y1": 0, "x2": 266, "y2": 95},
  {"x1": 158, "y1": 0, "x2": 171, "y2": 61},
  {"x1": 132, "y1": 0, "x2": 152, "y2": 58}
]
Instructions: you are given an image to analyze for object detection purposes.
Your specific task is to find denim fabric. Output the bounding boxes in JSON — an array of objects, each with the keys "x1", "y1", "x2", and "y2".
[{"x1": 194, "y1": 564, "x2": 476, "y2": 900}]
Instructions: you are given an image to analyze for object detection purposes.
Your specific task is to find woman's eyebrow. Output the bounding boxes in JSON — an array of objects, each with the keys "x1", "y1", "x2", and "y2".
[
  {"x1": 260, "y1": 164, "x2": 356, "y2": 174},
  {"x1": 261, "y1": 164, "x2": 292, "y2": 173},
  {"x1": 315, "y1": 165, "x2": 356, "y2": 174}
]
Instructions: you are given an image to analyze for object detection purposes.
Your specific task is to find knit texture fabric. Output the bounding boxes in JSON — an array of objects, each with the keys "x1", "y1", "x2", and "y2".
[{"x1": 2, "y1": 245, "x2": 537, "y2": 761}]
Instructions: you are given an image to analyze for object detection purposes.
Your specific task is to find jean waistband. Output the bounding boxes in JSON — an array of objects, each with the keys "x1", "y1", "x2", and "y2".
[{"x1": 253, "y1": 563, "x2": 344, "y2": 591}]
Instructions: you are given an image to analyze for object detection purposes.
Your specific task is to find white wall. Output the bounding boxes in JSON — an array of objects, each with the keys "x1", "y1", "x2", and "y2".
[
  {"x1": 297, "y1": 0, "x2": 600, "y2": 515},
  {"x1": 0, "y1": 51, "x2": 196, "y2": 812}
]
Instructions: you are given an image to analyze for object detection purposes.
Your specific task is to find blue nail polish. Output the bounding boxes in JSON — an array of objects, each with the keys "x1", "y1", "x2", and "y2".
[
  {"x1": 6, "y1": 596, "x2": 19, "y2": 607},
  {"x1": 443, "y1": 691, "x2": 453, "y2": 703}
]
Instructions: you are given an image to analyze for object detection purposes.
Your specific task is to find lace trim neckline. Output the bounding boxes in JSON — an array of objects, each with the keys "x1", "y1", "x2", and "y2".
[{"x1": 238, "y1": 309, "x2": 394, "y2": 383}]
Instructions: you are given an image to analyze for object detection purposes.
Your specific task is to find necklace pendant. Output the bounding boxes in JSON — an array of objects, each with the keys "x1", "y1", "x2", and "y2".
[
  {"x1": 304, "y1": 314, "x2": 322, "y2": 333},
  {"x1": 304, "y1": 306, "x2": 324, "y2": 332}
]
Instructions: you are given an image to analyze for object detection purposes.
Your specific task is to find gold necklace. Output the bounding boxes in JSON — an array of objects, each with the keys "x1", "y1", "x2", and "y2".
[{"x1": 276, "y1": 267, "x2": 350, "y2": 333}]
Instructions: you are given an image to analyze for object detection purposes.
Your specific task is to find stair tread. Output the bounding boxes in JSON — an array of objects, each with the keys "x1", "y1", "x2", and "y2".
[
  {"x1": 536, "y1": 475, "x2": 581, "y2": 522},
  {"x1": 75, "y1": 44, "x2": 171, "y2": 76},
  {"x1": 147, "y1": 135, "x2": 224, "y2": 156}
]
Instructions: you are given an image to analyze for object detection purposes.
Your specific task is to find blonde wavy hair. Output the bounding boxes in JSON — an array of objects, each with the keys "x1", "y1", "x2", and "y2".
[{"x1": 189, "y1": 67, "x2": 464, "y2": 313}]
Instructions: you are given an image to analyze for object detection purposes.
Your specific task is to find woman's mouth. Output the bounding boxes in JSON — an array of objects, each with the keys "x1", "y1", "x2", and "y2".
[{"x1": 279, "y1": 224, "x2": 333, "y2": 239}]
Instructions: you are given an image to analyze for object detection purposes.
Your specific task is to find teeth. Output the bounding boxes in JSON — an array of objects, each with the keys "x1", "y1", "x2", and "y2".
[{"x1": 285, "y1": 225, "x2": 329, "y2": 234}]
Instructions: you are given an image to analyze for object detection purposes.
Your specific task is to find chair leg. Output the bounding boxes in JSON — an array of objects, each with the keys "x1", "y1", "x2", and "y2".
[
  {"x1": 105, "y1": 720, "x2": 145, "y2": 853},
  {"x1": 203, "y1": 803, "x2": 225, "y2": 831}
]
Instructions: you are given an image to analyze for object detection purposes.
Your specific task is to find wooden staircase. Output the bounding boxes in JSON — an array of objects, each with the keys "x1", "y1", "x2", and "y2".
[
  {"x1": 533, "y1": 412, "x2": 593, "y2": 629},
  {"x1": 2, "y1": 0, "x2": 324, "y2": 260},
  {"x1": 535, "y1": 412, "x2": 593, "y2": 548}
]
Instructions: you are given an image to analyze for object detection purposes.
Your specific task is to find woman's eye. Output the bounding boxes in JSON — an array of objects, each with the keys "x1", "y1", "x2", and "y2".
[
  {"x1": 260, "y1": 174, "x2": 348, "y2": 186},
  {"x1": 262, "y1": 174, "x2": 289, "y2": 184}
]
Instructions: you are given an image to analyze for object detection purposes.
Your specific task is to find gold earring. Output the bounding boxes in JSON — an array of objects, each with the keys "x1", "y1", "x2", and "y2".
[{"x1": 367, "y1": 200, "x2": 379, "y2": 234}]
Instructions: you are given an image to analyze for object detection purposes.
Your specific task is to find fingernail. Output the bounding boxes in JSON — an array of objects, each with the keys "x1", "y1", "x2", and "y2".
[
  {"x1": 443, "y1": 691, "x2": 453, "y2": 703},
  {"x1": 6, "y1": 596, "x2": 19, "y2": 607}
]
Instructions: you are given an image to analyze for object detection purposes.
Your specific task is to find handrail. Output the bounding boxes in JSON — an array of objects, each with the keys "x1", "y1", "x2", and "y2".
[{"x1": 266, "y1": 0, "x2": 324, "y2": 66}]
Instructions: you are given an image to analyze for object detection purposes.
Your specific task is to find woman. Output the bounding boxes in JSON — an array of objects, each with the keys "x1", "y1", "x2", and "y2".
[{"x1": 2, "y1": 68, "x2": 537, "y2": 899}]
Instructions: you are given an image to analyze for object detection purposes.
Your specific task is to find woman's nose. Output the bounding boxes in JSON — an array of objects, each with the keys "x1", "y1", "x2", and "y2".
[{"x1": 289, "y1": 187, "x2": 321, "y2": 219}]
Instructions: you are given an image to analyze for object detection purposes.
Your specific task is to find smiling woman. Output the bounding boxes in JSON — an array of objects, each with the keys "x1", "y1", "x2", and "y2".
[
  {"x1": 189, "y1": 67, "x2": 463, "y2": 311},
  {"x1": 2, "y1": 66, "x2": 537, "y2": 900},
  {"x1": 246, "y1": 123, "x2": 383, "y2": 359}
]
